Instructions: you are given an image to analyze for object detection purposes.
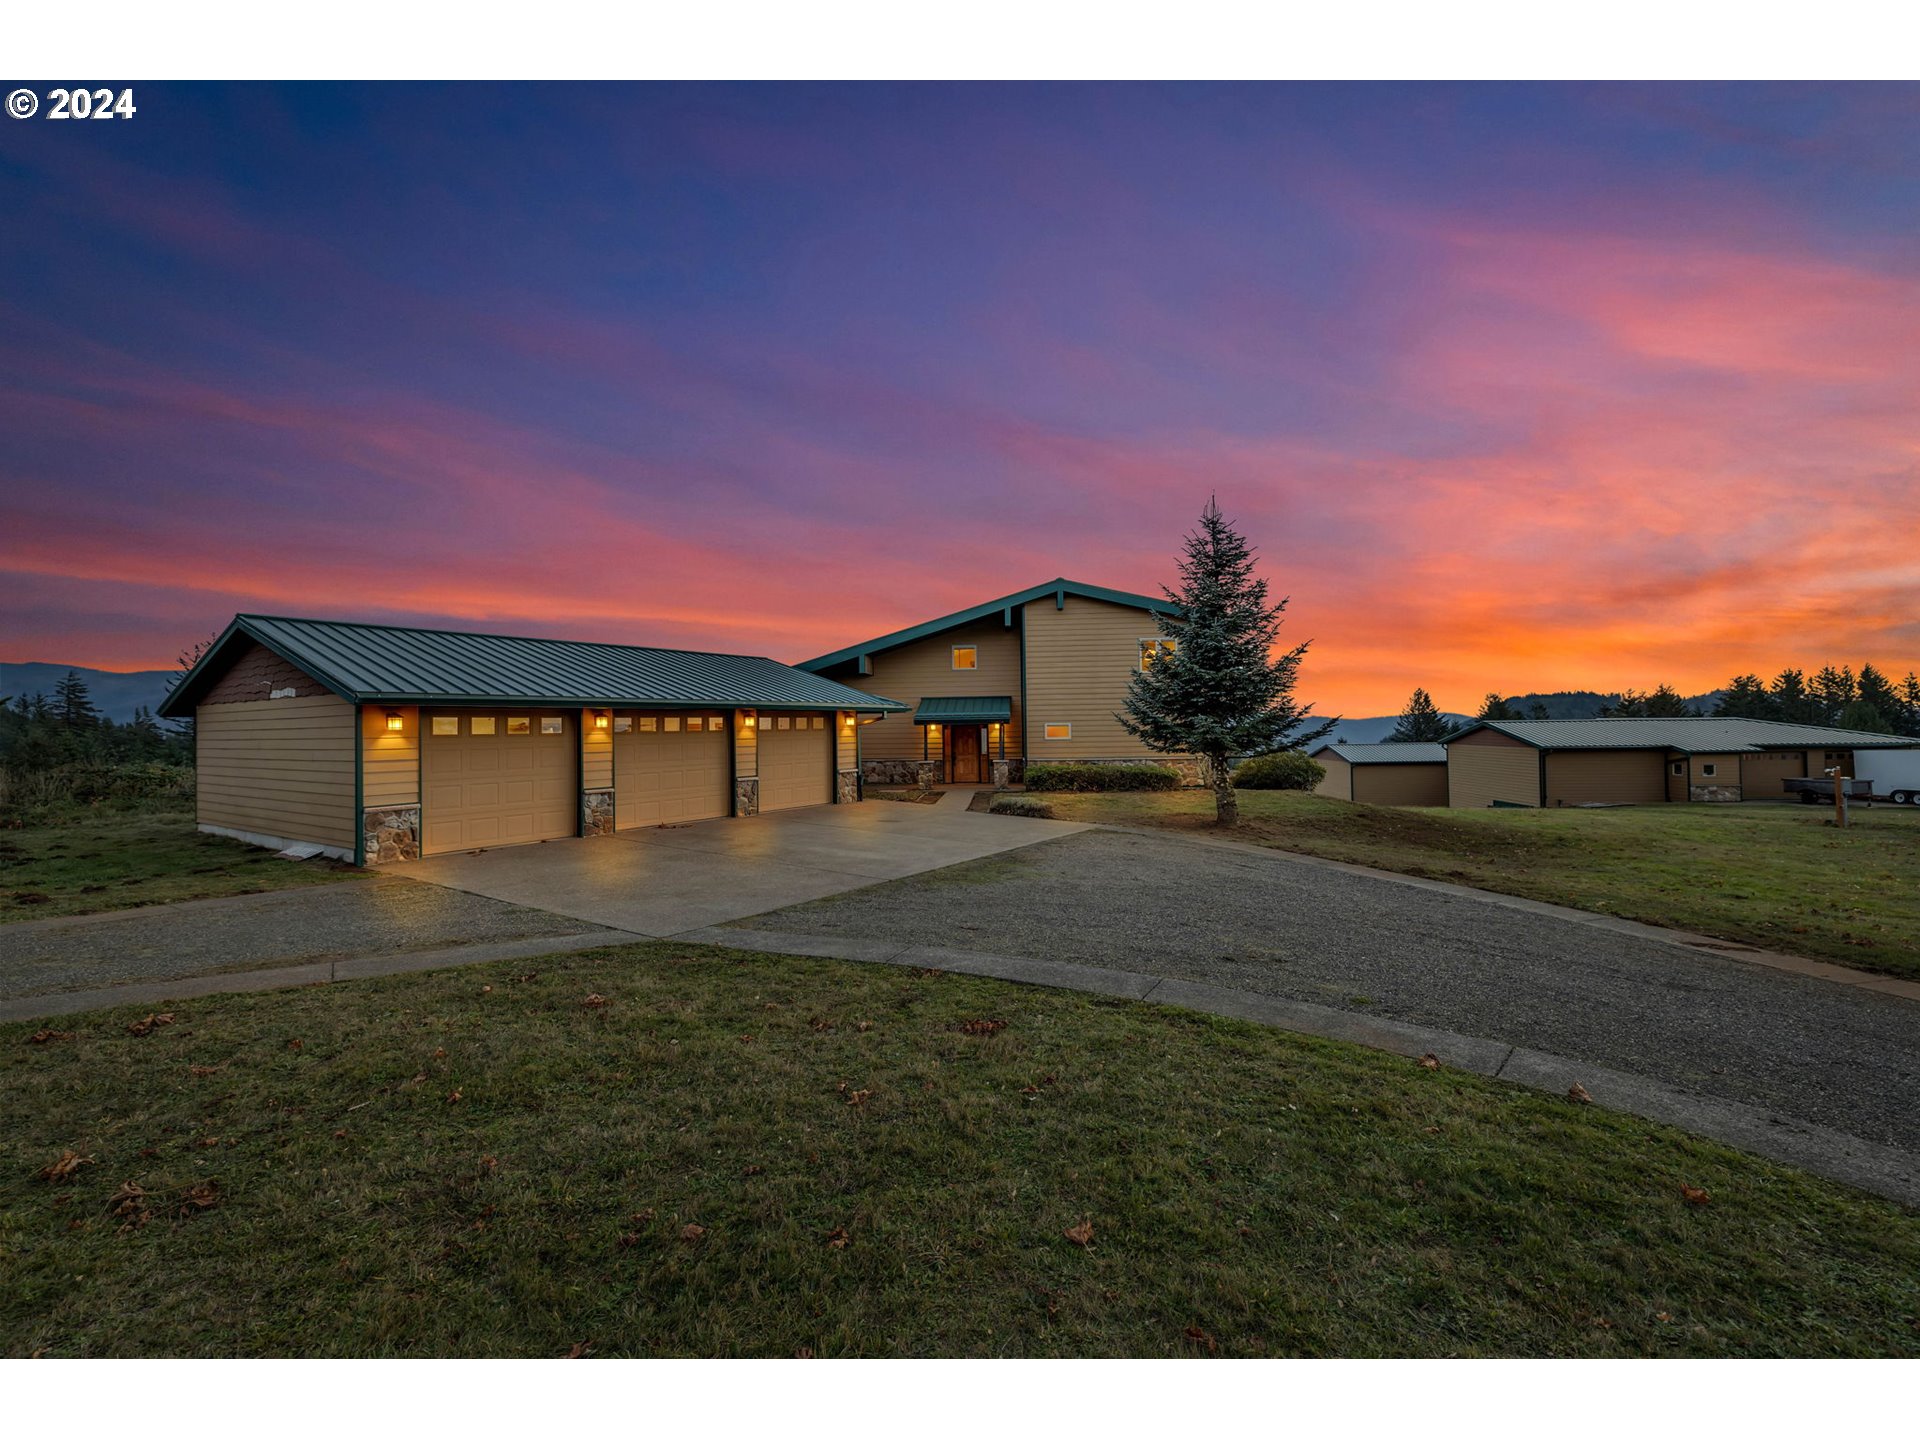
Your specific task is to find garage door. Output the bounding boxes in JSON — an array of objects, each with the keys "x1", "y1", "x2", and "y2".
[
  {"x1": 1741, "y1": 750, "x2": 1806, "y2": 799},
  {"x1": 422, "y1": 711, "x2": 576, "y2": 855},
  {"x1": 614, "y1": 712, "x2": 730, "y2": 827},
  {"x1": 759, "y1": 713, "x2": 831, "y2": 810}
]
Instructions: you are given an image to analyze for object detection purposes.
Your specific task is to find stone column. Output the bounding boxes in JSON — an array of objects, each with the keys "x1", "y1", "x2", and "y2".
[
  {"x1": 362, "y1": 805, "x2": 421, "y2": 865},
  {"x1": 581, "y1": 790, "x2": 615, "y2": 836},
  {"x1": 735, "y1": 775, "x2": 760, "y2": 816}
]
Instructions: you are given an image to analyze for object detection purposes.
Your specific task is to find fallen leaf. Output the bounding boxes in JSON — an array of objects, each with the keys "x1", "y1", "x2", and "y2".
[
  {"x1": 959, "y1": 1018, "x2": 1007, "y2": 1036},
  {"x1": 1680, "y1": 1184, "x2": 1712, "y2": 1207},
  {"x1": 617, "y1": 1232, "x2": 642, "y2": 1249},
  {"x1": 194, "y1": 1136, "x2": 220, "y2": 1149},
  {"x1": 1568, "y1": 1082, "x2": 1593, "y2": 1104},
  {"x1": 1184, "y1": 1325, "x2": 1218, "y2": 1354},
  {"x1": 480, "y1": 1156, "x2": 498, "y2": 1171},
  {"x1": 432, "y1": 1047, "x2": 447, "y2": 1059},
  {"x1": 582, "y1": 993, "x2": 610, "y2": 1009},
  {"x1": 286, "y1": 1038, "x2": 303, "y2": 1051},
  {"x1": 680, "y1": 1223, "x2": 706, "y2": 1243},
  {"x1": 178, "y1": 1180, "x2": 221, "y2": 1214},
  {"x1": 1655, "y1": 1311, "x2": 1673, "y2": 1323},
  {"x1": 1418, "y1": 1053, "x2": 1440, "y2": 1070},
  {"x1": 845, "y1": 1089, "x2": 872, "y2": 1107},
  {"x1": 188, "y1": 1064, "x2": 221, "y2": 1077},
  {"x1": 37, "y1": 1150, "x2": 93, "y2": 1182},
  {"x1": 742, "y1": 1164, "x2": 764, "y2": 1177},
  {"x1": 126, "y1": 1013, "x2": 175, "y2": 1037},
  {"x1": 480, "y1": 985, "x2": 493, "y2": 994},
  {"x1": 1063, "y1": 1219, "x2": 1094, "y2": 1247},
  {"x1": 446, "y1": 1089, "x2": 463, "y2": 1104},
  {"x1": 566, "y1": 1341, "x2": 592, "y2": 1359},
  {"x1": 824, "y1": 1226, "x2": 849, "y2": 1250},
  {"x1": 25, "y1": 1029, "x2": 73, "y2": 1045},
  {"x1": 630, "y1": 1208, "x2": 655, "y2": 1223},
  {"x1": 332, "y1": 1129, "x2": 348, "y2": 1140},
  {"x1": 855, "y1": 1020, "x2": 873, "y2": 1033},
  {"x1": 738, "y1": 1033, "x2": 755, "y2": 1044}
]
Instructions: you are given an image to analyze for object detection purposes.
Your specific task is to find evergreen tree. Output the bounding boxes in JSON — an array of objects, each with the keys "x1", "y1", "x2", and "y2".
[
  {"x1": 1389, "y1": 687, "x2": 1452, "y2": 742},
  {"x1": 1810, "y1": 665, "x2": 1856, "y2": 726},
  {"x1": 1899, "y1": 673, "x2": 1920, "y2": 739},
  {"x1": 1476, "y1": 692, "x2": 1519, "y2": 722},
  {"x1": 1599, "y1": 689, "x2": 1647, "y2": 718},
  {"x1": 1643, "y1": 683, "x2": 1695, "y2": 717},
  {"x1": 51, "y1": 671, "x2": 100, "y2": 728},
  {"x1": 1120, "y1": 499, "x2": 1333, "y2": 825},
  {"x1": 1713, "y1": 674, "x2": 1777, "y2": 721},
  {"x1": 1770, "y1": 669, "x2": 1817, "y2": 725},
  {"x1": 1527, "y1": 702, "x2": 1551, "y2": 720},
  {"x1": 1857, "y1": 663, "x2": 1901, "y2": 724},
  {"x1": 1838, "y1": 699, "x2": 1894, "y2": 734}
]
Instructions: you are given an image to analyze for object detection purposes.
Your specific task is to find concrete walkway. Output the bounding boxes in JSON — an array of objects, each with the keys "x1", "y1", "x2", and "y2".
[{"x1": 394, "y1": 791, "x2": 1084, "y2": 935}]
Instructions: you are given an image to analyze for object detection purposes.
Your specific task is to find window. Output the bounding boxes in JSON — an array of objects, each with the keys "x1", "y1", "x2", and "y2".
[
  {"x1": 540, "y1": 716, "x2": 563, "y2": 735},
  {"x1": 1671, "y1": 761, "x2": 1684, "y2": 776},
  {"x1": 685, "y1": 716, "x2": 704, "y2": 731},
  {"x1": 1701, "y1": 763, "x2": 1717, "y2": 778},
  {"x1": 1043, "y1": 722, "x2": 1072, "y2": 740},
  {"x1": 506, "y1": 717, "x2": 531, "y2": 735},
  {"x1": 1139, "y1": 638, "x2": 1178, "y2": 669},
  {"x1": 810, "y1": 716, "x2": 824, "y2": 729},
  {"x1": 664, "y1": 716, "x2": 681, "y2": 732},
  {"x1": 639, "y1": 716, "x2": 657, "y2": 732},
  {"x1": 431, "y1": 715, "x2": 459, "y2": 736},
  {"x1": 613, "y1": 716, "x2": 632, "y2": 734},
  {"x1": 471, "y1": 715, "x2": 496, "y2": 736},
  {"x1": 952, "y1": 645, "x2": 978, "y2": 670}
]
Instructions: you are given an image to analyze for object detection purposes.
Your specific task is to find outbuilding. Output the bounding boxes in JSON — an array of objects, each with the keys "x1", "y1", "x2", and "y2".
[
  {"x1": 1444, "y1": 716, "x2": 1919, "y2": 808},
  {"x1": 158, "y1": 615, "x2": 906, "y2": 865},
  {"x1": 1309, "y1": 743, "x2": 1449, "y2": 806}
]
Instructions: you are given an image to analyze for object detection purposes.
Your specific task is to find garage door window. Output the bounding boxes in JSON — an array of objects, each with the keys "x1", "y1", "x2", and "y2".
[
  {"x1": 432, "y1": 715, "x2": 459, "y2": 736},
  {"x1": 470, "y1": 716, "x2": 496, "y2": 735},
  {"x1": 687, "y1": 716, "x2": 705, "y2": 731},
  {"x1": 507, "y1": 717, "x2": 530, "y2": 735},
  {"x1": 613, "y1": 716, "x2": 632, "y2": 733},
  {"x1": 541, "y1": 717, "x2": 564, "y2": 735},
  {"x1": 664, "y1": 716, "x2": 680, "y2": 732}
]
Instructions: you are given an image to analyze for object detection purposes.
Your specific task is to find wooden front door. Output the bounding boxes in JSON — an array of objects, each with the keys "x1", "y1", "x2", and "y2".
[{"x1": 948, "y1": 725, "x2": 983, "y2": 783}]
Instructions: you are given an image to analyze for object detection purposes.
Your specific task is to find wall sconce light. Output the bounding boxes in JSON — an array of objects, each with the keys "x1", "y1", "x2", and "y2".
[
  {"x1": 744, "y1": 714, "x2": 757, "y2": 729},
  {"x1": 384, "y1": 709, "x2": 403, "y2": 733},
  {"x1": 594, "y1": 711, "x2": 610, "y2": 731}
]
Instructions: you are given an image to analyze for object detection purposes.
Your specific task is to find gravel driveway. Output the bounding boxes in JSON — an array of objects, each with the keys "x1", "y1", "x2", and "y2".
[
  {"x1": 731, "y1": 828, "x2": 1920, "y2": 1153},
  {"x1": 0, "y1": 878, "x2": 612, "y2": 999}
]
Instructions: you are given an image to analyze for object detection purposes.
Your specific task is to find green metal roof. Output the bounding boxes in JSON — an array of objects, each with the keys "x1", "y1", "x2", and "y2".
[
  {"x1": 911, "y1": 695, "x2": 1013, "y2": 725},
  {"x1": 1450, "y1": 717, "x2": 1919, "y2": 754},
  {"x1": 1312, "y1": 743, "x2": 1448, "y2": 765},
  {"x1": 159, "y1": 615, "x2": 909, "y2": 719},
  {"x1": 795, "y1": 578, "x2": 1180, "y2": 673}
]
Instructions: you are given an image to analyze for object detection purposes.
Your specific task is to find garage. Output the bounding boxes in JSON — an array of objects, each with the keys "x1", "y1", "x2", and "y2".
[
  {"x1": 1741, "y1": 750, "x2": 1806, "y2": 799},
  {"x1": 421, "y1": 710, "x2": 577, "y2": 855},
  {"x1": 615, "y1": 711, "x2": 731, "y2": 827},
  {"x1": 759, "y1": 713, "x2": 831, "y2": 810}
]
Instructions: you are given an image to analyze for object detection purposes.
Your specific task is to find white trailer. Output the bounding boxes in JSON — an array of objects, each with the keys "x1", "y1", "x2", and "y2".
[{"x1": 1852, "y1": 749, "x2": 1920, "y2": 805}]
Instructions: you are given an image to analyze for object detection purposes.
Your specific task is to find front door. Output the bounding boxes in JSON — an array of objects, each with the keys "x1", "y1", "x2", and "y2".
[{"x1": 948, "y1": 725, "x2": 983, "y2": 783}]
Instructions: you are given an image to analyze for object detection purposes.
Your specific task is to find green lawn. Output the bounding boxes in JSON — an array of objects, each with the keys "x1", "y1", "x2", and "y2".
[
  {"x1": 0, "y1": 813, "x2": 358, "y2": 922},
  {"x1": 3, "y1": 941, "x2": 1916, "y2": 1357},
  {"x1": 1032, "y1": 792, "x2": 1920, "y2": 981}
]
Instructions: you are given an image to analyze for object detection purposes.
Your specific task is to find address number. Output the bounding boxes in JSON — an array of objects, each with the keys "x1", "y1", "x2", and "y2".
[{"x1": 48, "y1": 88, "x2": 137, "y2": 120}]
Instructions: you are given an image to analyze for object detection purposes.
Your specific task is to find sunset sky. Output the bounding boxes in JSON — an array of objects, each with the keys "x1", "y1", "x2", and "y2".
[{"x1": 3, "y1": 82, "x2": 1917, "y2": 715}]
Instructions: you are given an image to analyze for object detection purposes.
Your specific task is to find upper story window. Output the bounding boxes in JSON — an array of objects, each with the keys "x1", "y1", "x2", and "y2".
[
  {"x1": 1139, "y1": 638, "x2": 1178, "y2": 669},
  {"x1": 952, "y1": 645, "x2": 978, "y2": 670}
]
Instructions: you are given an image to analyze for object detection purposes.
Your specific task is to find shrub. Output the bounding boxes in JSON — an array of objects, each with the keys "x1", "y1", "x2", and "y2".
[
  {"x1": 0, "y1": 762, "x2": 195, "y2": 825},
  {"x1": 989, "y1": 795, "x2": 1055, "y2": 819},
  {"x1": 1023, "y1": 763, "x2": 1181, "y2": 793},
  {"x1": 1231, "y1": 751, "x2": 1325, "y2": 791}
]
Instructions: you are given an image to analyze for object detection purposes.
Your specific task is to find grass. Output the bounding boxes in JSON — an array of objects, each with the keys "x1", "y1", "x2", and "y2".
[
  {"x1": 1033, "y1": 791, "x2": 1920, "y2": 981},
  {"x1": 0, "y1": 812, "x2": 357, "y2": 923},
  {"x1": 3, "y1": 941, "x2": 1917, "y2": 1357}
]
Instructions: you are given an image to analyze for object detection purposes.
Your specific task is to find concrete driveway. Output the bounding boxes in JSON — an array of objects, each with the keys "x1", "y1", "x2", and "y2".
[{"x1": 396, "y1": 792, "x2": 1088, "y2": 936}]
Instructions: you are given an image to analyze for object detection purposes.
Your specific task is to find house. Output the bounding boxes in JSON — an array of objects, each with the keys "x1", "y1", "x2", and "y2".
[
  {"x1": 1310, "y1": 743, "x2": 1449, "y2": 806},
  {"x1": 795, "y1": 579, "x2": 1195, "y2": 787},
  {"x1": 1446, "y1": 716, "x2": 1920, "y2": 808},
  {"x1": 157, "y1": 615, "x2": 906, "y2": 865}
]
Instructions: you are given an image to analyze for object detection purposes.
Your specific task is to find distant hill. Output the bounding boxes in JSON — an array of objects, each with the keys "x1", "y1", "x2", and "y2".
[
  {"x1": 1321, "y1": 713, "x2": 1474, "y2": 746},
  {"x1": 0, "y1": 662, "x2": 176, "y2": 722}
]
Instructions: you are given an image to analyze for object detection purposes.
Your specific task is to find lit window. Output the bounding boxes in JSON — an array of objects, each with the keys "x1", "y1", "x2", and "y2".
[
  {"x1": 952, "y1": 645, "x2": 978, "y2": 670},
  {"x1": 811, "y1": 716, "x2": 823, "y2": 729},
  {"x1": 613, "y1": 715, "x2": 632, "y2": 733},
  {"x1": 664, "y1": 716, "x2": 681, "y2": 732},
  {"x1": 1044, "y1": 722, "x2": 1071, "y2": 740},
  {"x1": 639, "y1": 716, "x2": 657, "y2": 732},
  {"x1": 471, "y1": 715, "x2": 496, "y2": 736},
  {"x1": 540, "y1": 716, "x2": 563, "y2": 735},
  {"x1": 431, "y1": 715, "x2": 459, "y2": 736},
  {"x1": 1139, "y1": 638, "x2": 1178, "y2": 669},
  {"x1": 507, "y1": 717, "x2": 531, "y2": 735},
  {"x1": 686, "y1": 716, "x2": 704, "y2": 731},
  {"x1": 777, "y1": 716, "x2": 790, "y2": 729}
]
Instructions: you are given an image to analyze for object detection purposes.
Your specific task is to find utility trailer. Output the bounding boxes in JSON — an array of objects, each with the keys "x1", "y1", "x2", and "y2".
[
  {"x1": 1850, "y1": 751, "x2": 1920, "y2": 805},
  {"x1": 1781, "y1": 777, "x2": 1875, "y2": 805}
]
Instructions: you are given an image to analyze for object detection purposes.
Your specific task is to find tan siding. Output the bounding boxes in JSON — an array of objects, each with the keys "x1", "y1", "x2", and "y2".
[
  {"x1": 582, "y1": 709, "x2": 614, "y2": 791},
  {"x1": 361, "y1": 705, "x2": 420, "y2": 808},
  {"x1": 1667, "y1": 754, "x2": 1688, "y2": 802},
  {"x1": 836, "y1": 711, "x2": 857, "y2": 771},
  {"x1": 1544, "y1": 750, "x2": 1667, "y2": 806},
  {"x1": 1689, "y1": 752, "x2": 1741, "y2": 791},
  {"x1": 1314, "y1": 755, "x2": 1353, "y2": 799},
  {"x1": 1021, "y1": 594, "x2": 1172, "y2": 760},
  {"x1": 1354, "y1": 764, "x2": 1449, "y2": 807},
  {"x1": 734, "y1": 709, "x2": 757, "y2": 781},
  {"x1": 197, "y1": 693, "x2": 354, "y2": 849},
  {"x1": 1741, "y1": 749, "x2": 1807, "y2": 798},
  {"x1": 1447, "y1": 731, "x2": 1539, "y2": 807},
  {"x1": 830, "y1": 618, "x2": 1022, "y2": 762}
]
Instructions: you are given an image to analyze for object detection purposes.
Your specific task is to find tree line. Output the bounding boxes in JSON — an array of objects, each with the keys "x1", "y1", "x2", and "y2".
[
  {"x1": 1, "y1": 670, "x2": 193, "y2": 772},
  {"x1": 1385, "y1": 663, "x2": 1920, "y2": 743}
]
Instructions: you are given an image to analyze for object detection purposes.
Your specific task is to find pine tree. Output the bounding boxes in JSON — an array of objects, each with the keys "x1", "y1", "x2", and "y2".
[
  {"x1": 51, "y1": 671, "x2": 100, "y2": 728},
  {"x1": 1120, "y1": 498, "x2": 1333, "y2": 825},
  {"x1": 1810, "y1": 665, "x2": 1856, "y2": 726},
  {"x1": 1898, "y1": 673, "x2": 1920, "y2": 739},
  {"x1": 1857, "y1": 663, "x2": 1901, "y2": 724},
  {"x1": 1389, "y1": 688, "x2": 1452, "y2": 742},
  {"x1": 1770, "y1": 669, "x2": 1817, "y2": 725},
  {"x1": 1527, "y1": 702, "x2": 1550, "y2": 720},
  {"x1": 1838, "y1": 699, "x2": 1893, "y2": 734},
  {"x1": 1476, "y1": 692, "x2": 1519, "y2": 722},
  {"x1": 1599, "y1": 689, "x2": 1648, "y2": 718},
  {"x1": 1643, "y1": 684, "x2": 1695, "y2": 717},
  {"x1": 1713, "y1": 674, "x2": 1777, "y2": 721}
]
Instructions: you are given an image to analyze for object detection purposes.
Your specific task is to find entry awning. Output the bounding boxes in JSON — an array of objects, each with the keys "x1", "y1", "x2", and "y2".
[{"x1": 912, "y1": 695, "x2": 1012, "y2": 725}]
